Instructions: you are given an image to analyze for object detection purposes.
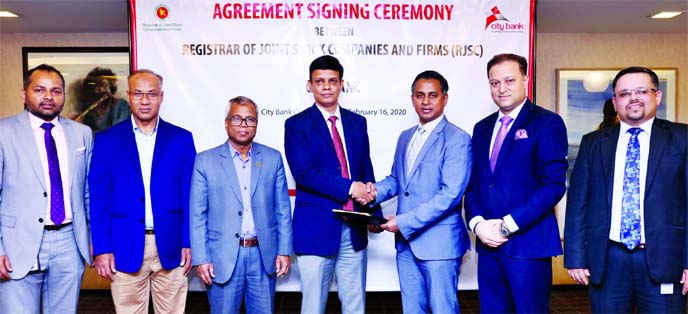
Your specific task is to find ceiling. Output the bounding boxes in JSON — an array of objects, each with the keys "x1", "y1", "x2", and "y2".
[{"x1": 0, "y1": 0, "x2": 686, "y2": 34}]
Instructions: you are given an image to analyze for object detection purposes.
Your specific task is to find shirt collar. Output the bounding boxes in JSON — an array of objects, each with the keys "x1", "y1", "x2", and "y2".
[
  {"x1": 497, "y1": 99, "x2": 527, "y2": 122},
  {"x1": 28, "y1": 110, "x2": 62, "y2": 132},
  {"x1": 131, "y1": 115, "x2": 160, "y2": 136},
  {"x1": 228, "y1": 142, "x2": 252, "y2": 160},
  {"x1": 315, "y1": 103, "x2": 341, "y2": 121},
  {"x1": 416, "y1": 114, "x2": 444, "y2": 134},
  {"x1": 619, "y1": 117, "x2": 655, "y2": 136}
]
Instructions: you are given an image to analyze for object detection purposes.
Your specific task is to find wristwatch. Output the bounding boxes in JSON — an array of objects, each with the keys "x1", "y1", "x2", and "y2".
[{"x1": 500, "y1": 222, "x2": 512, "y2": 237}]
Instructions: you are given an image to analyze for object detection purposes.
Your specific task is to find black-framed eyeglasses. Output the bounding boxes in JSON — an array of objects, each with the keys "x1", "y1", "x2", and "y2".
[
  {"x1": 129, "y1": 91, "x2": 161, "y2": 100},
  {"x1": 226, "y1": 115, "x2": 258, "y2": 127}
]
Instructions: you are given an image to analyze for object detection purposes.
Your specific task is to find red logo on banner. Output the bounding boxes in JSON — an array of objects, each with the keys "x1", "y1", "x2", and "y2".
[
  {"x1": 156, "y1": 5, "x2": 169, "y2": 20},
  {"x1": 485, "y1": 6, "x2": 508, "y2": 29}
]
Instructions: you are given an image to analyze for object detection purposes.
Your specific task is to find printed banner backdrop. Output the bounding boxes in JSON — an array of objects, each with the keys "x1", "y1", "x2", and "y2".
[{"x1": 130, "y1": 0, "x2": 535, "y2": 291}]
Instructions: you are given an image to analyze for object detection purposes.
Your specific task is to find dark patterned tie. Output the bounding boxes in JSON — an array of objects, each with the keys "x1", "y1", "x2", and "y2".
[
  {"x1": 328, "y1": 116, "x2": 354, "y2": 211},
  {"x1": 41, "y1": 123, "x2": 65, "y2": 225},
  {"x1": 620, "y1": 127, "x2": 642, "y2": 250}
]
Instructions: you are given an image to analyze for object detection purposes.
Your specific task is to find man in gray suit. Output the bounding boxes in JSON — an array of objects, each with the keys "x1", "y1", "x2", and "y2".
[
  {"x1": 0, "y1": 64, "x2": 92, "y2": 313},
  {"x1": 190, "y1": 96, "x2": 293, "y2": 313},
  {"x1": 371, "y1": 70, "x2": 472, "y2": 313}
]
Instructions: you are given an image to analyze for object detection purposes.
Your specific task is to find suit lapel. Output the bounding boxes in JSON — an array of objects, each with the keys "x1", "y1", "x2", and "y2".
[
  {"x1": 219, "y1": 142, "x2": 244, "y2": 204},
  {"x1": 59, "y1": 117, "x2": 77, "y2": 189},
  {"x1": 340, "y1": 109, "x2": 357, "y2": 176},
  {"x1": 479, "y1": 113, "x2": 498, "y2": 176},
  {"x1": 16, "y1": 112, "x2": 46, "y2": 190},
  {"x1": 121, "y1": 120, "x2": 144, "y2": 181},
  {"x1": 645, "y1": 119, "x2": 669, "y2": 193},
  {"x1": 599, "y1": 126, "x2": 619, "y2": 206},
  {"x1": 309, "y1": 104, "x2": 335, "y2": 151},
  {"x1": 406, "y1": 118, "x2": 447, "y2": 186},
  {"x1": 250, "y1": 145, "x2": 262, "y2": 198},
  {"x1": 493, "y1": 102, "x2": 534, "y2": 176},
  {"x1": 151, "y1": 119, "x2": 166, "y2": 174},
  {"x1": 398, "y1": 128, "x2": 413, "y2": 186}
]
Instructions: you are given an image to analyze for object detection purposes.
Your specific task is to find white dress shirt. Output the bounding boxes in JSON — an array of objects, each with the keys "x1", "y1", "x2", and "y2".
[
  {"x1": 609, "y1": 118, "x2": 653, "y2": 243},
  {"x1": 29, "y1": 112, "x2": 73, "y2": 225},
  {"x1": 315, "y1": 103, "x2": 357, "y2": 195},
  {"x1": 132, "y1": 116, "x2": 159, "y2": 230}
]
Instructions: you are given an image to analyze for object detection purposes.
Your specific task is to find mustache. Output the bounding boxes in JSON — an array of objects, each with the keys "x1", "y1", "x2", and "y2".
[{"x1": 627, "y1": 100, "x2": 644, "y2": 106}]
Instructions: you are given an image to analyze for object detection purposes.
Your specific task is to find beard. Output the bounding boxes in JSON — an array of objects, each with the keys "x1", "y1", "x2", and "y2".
[{"x1": 27, "y1": 101, "x2": 62, "y2": 121}]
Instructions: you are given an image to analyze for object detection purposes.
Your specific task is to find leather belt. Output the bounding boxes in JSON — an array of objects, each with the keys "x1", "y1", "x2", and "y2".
[
  {"x1": 240, "y1": 238, "x2": 258, "y2": 247},
  {"x1": 145, "y1": 229, "x2": 155, "y2": 235},
  {"x1": 44, "y1": 222, "x2": 72, "y2": 231}
]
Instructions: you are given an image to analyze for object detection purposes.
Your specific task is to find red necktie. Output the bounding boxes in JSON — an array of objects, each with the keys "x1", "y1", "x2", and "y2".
[{"x1": 328, "y1": 116, "x2": 354, "y2": 211}]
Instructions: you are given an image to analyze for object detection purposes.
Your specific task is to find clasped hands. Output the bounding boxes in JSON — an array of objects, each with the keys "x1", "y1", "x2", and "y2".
[
  {"x1": 474, "y1": 219, "x2": 508, "y2": 248},
  {"x1": 351, "y1": 182, "x2": 395, "y2": 233},
  {"x1": 351, "y1": 181, "x2": 377, "y2": 205}
]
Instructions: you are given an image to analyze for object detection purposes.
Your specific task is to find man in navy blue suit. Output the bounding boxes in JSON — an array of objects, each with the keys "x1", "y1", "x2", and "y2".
[
  {"x1": 465, "y1": 53, "x2": 568, "y2": 313},
  {"x1": 565, "y1": 67, "x2": 688, "y2": 313},
  {"x1": 284, "y1": 55, "x2": 378, "y2": 314}
]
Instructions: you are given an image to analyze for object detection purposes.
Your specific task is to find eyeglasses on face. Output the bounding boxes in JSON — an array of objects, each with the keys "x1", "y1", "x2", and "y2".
[
  {"x1": 226, "y1": 115, "x2": 258, "y2": 127},
  {"x1": 129, "y1": 91, "x2": 161, "y2": 100},
  {"x1": 614, "y1": 88, "x2": 657, "y2": 100}
]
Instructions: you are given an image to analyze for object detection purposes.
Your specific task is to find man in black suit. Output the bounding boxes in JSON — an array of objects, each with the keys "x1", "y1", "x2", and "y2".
[{"x1": 565, "y1": 66, "x2": 688, "y2": 313}]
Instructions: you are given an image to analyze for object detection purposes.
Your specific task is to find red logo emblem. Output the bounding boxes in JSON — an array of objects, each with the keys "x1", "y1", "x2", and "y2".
[
  {"x1": 156, "y1": 5, "x2": 169, "y2": 20},
  {"x1": 485, "y1": 6, "x2": 508, "y2": 29}
]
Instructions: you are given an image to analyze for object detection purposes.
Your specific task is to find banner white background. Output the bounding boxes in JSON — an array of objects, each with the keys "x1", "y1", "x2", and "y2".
[{"x1": 131, "y1": 0, "x2": 535, "y2": 291}]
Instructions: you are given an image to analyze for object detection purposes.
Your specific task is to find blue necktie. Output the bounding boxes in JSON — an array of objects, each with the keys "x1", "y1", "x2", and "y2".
[
  {"x1": 41, "y1": 123, "x2": 65, "y2": 225},
  {"x1": 620, "y1": 127, "x2": 642, "y2": 250}
]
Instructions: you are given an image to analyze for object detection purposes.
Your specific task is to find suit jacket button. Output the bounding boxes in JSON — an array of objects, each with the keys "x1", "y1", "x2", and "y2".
[
  {"x1": 140, "y1": 197, "x2": 145, "y2": 202},
  {"x1": 43, "y1": 192, "x2": 47, "y2": 197},
  {"x1": 238, "y1": 211, "x2": 243, "y2": 216},
  {"x1": 404, "y1": 192, "x2": 410, "y2": 196},
  {"x1": 235, "y1": 233, "x2": 240, "y2": 238},
  {"x1": 140, "y1": 219, "x2": 145, "y2": 224},
  {"x1": 38, "y1": 218, "x2": 44, "y2": 223}
]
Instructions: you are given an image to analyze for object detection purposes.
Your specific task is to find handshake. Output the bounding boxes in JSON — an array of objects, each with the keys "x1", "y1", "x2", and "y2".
[{"x1": 351, "y1": 181, "x2": 377, "y2": 205}]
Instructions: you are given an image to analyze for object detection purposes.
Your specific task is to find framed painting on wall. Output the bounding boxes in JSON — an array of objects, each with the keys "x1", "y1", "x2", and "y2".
[{"x1": 22, "y1": 47, "x2": 131, "y2": 132}]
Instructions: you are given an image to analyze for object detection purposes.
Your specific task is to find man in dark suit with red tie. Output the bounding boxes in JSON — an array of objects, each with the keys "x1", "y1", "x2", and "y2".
[
  {"x1": 284, "y1": 55, "x2": 378, "y2": 314},
  {"x1": 565, "y1": 66, "x2": 688, "y2": 312},
  {"x1": 465, "y1": 53, "x2": 568, "y2": 313}
]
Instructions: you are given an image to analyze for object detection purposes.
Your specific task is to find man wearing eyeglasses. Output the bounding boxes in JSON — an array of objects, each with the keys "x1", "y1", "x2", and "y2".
[
  {"x1": 189, "y1": 96, "x2": 293, "y2": 313},
  {"x1": 565, "y1": 66, "x2": 688, "y2": 313},
  {"x1": 89, "y1": 69, "x2": 196, "y2": 313}
]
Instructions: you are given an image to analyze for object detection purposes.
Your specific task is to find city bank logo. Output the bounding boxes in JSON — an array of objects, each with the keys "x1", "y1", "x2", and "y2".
[
  {"x1": 485, "y1": 6, "x2": 524, "y2": 33},
  {"x1": 155, "y1": 4, "x2": 169, "y2": 20}
]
